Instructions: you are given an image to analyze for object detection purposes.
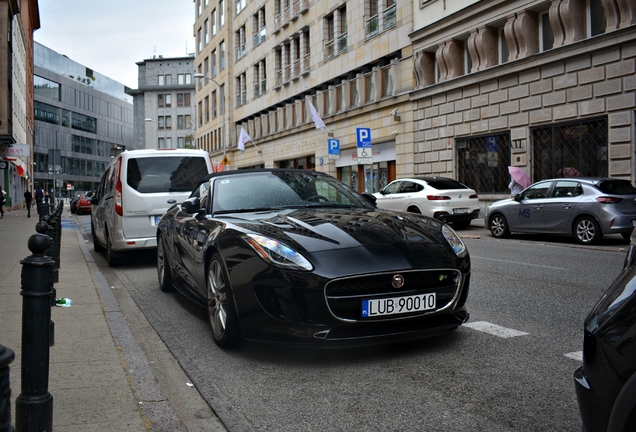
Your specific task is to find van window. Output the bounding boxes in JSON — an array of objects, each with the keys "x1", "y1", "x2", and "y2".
[{"x1": 127, "y1": 156, "x2": 209, "y2": 193}]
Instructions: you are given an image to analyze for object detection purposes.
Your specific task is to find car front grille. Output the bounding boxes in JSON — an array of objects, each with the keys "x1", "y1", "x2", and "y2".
[{"x1": 325, "y1": 269, "x2": 462, "y2": 321}]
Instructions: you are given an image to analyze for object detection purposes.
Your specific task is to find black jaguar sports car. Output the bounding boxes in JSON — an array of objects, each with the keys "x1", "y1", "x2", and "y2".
[{"x1": 156, "y1": 169, "x2": 471, "y2": 348}]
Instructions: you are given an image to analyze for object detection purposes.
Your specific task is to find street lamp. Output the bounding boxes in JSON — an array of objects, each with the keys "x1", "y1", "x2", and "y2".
[{"x1": 193, "y1": 73, "x2": 227, "y2": 155}]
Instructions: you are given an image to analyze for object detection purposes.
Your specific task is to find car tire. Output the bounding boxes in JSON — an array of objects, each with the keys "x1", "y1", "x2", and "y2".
[
  {"x1": 157, "y1": 236, "x2": 174, "y2": 292},
  {"x1": 207, "y1": 253, "x2": 241, "y2": 348},
  {"x1": 407, "y1": 206, "x2": 421, "y2": 214},
  {"x1": 106, "y1": 231, "x2": 123, "y2": 267},
  {"x1": 92, "y1": 223, "x2": 104, "y2": 252},
  {"x1": 574, "y1": 216, "x2": 602, "y2": 245},
  {"x1": 489, "y1": 214, "x2": 510, "y2": 238}
]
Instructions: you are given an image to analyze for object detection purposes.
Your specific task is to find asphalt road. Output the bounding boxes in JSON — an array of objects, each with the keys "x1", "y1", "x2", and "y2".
[{"x1": 75, "y1": 214, "x2": 628, "y2": 431}]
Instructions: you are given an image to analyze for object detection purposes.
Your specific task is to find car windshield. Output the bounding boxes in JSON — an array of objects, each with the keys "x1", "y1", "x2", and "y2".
[
  {"x1": 211, "y1": 170, "x2": 374, "y2": 213},
  {"x1": 597, "y1": 180, "x2": 636, "y2": 195}
]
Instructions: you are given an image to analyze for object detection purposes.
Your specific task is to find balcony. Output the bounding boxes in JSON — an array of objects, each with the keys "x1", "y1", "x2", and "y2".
[
  {"x1": 325, "y1": 39, "x2": 335, "y2": 59},
  {"x1": 274, "y1": 14, "x2": 282, "y2": 33},
  {"x1": 254, "y1": 80, "x2": 266, "y2": 97},
  {"x1": 366, "y1": 15, "x2": 379, "y2": 38},
  {"x1": 275, "y1": 69, "x2": 283, "y2": 88},
  {"x1": 283, "y1": 65, "x2": 291, "y2": 84},
  {"x1": 337, "y1": 33, "x2": 347, "y2": 54},
  {"x1": 253, "y1": 28, "x2": 266, "y2": 48},
  {"x1": 236, "y1": 44, "x2": 246, "y2": 60},
  {"x1": 301, "y1": 54, "x2": 310, "y2": 75},
  {"x1": 283, "y1": 7, "x2": 291, "y2": 26},
  {"x1": 300, "y1": 0, "x2": 308, "y2": 13},
  {"x1": 383, "y1": 5, "x2": 397, "y2": 30},
  {"x1": 292, "y1": 0, "x2": 299, "y2": 19},
  {"x1": 292, "y1": 59, "x2": 300, "y2": 80}
]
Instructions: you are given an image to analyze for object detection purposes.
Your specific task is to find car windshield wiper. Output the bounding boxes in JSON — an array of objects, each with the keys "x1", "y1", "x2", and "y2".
[
  {"x1": 301, "y1": 203, "x2": 358, "y2": 208},
  {"x1": 213, "y1": 207, "x2": 288, "y2": 215}
]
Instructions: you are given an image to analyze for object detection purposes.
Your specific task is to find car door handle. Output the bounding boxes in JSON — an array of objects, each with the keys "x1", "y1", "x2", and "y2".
[
  {"x1": 167, "y1": 199, "x2": 177, "y2": 204},
  {"x1": 562, "y1": 205, "x2": 572, "y2": 209},
  {"x1": 534, "y1": 206, "x2": 543, "y2": 210}
]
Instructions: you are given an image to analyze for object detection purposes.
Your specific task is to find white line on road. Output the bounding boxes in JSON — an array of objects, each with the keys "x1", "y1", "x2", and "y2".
[
  {"x1": 564, "y1": 351, "x2": 583, "y2": 362},
  {"x1": 471, "y1": 256, "x2": 567, "y2": 270},
  {"x1": 464, "y1": 321, "x2": 529, "y2": 338}
]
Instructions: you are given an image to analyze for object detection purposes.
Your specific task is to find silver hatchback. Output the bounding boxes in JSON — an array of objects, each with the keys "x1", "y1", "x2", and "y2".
[{"x1": 484, "y1": 177, "x2": 636, "y2": 244}]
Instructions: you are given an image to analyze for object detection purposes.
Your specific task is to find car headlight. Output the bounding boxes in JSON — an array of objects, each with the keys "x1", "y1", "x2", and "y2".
[
  {"x1": 242, "y1": 233, "x2": 313, "y2": 271},
  {"x1": 442, "y1": 225, "x2": 468, "y2": 258}
]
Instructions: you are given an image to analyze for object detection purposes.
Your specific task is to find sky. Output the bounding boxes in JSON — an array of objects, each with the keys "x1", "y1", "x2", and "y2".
[{"x1": 34, "y1": 0, "x2": 196, "y2": 89}]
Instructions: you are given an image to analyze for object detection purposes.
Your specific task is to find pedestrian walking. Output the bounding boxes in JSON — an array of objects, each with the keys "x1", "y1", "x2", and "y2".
[
  {"x1": 35, "y1": 183, "x2": 45, "y2": 221},
  {"x1": 0, "y1": 185, "x2": 5, "y2": 218},
  {"x1": 24, "y1": 187, "x2": 33, "y2": 218},
  {"x1": 509, "y1": 178, "x2": 524, "y2": 198}
]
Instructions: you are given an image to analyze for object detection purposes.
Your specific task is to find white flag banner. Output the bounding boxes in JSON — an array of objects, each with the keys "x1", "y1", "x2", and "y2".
[
  {"x1": 238, "y1": 127, "x2": 251, "y2": 151},
  {"x1": 308, "y1": 100, "x2": 326, "y2": 130}
]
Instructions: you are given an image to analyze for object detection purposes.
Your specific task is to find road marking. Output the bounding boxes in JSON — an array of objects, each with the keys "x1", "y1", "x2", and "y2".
[
  {"x1": 464, "y1": 321, "x2": 529, "y2": 338},
  {"x1": 564, "y1": 351, "x2": 583, "y2": 361},
  {"x1": 471, "y1": 256, "x2": 567, "y2": 270}
]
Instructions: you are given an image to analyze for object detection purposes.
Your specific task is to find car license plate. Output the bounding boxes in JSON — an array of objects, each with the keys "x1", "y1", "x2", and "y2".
[
  {"x1": 453, "y1": 208, "x2": 469, "y2": 214},
  {"x1": 154, "y1": 216, "x2": 161, "y2": 225},
  {"x1": 361, "y1": 293, "x2": 436, "y2": 318}
]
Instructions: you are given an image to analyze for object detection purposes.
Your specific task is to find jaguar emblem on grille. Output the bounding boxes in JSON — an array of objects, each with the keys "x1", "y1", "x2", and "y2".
[{"x1": 392, "y1": 274, "x2": 405, "y2": 289}]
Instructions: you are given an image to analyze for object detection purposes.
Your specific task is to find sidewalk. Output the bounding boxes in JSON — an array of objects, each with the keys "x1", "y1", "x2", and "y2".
[{"x1": 0, "y1": 206, "x2": 224, "y2": 431}]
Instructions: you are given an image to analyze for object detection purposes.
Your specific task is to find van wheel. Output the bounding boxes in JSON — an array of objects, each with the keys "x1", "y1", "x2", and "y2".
[
  {"x1": 106, "y1": 232, "x2": 123, "y2": 267},
  {"x1": 92, "y1": 223, "x2": 104, "y2": 252}
]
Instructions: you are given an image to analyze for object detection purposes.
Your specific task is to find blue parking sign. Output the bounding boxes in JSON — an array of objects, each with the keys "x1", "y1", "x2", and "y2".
[
  {"x1": 356, "y1": 128, "x2": 372, "y2": 148},
  {"x1": 328, "y1": 138, "x2": 340, "y2": 160}
]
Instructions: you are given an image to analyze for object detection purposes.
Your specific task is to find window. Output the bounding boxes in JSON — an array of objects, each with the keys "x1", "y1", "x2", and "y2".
[
  {"x1": 381, "y1": 66, "x2": 392, "y2": 98},
  {"x1": 211, "y1": 9, "x2": 217, "y2": 36},
  {"x1": 34, "y1": 75, "x2": 61, "y2": 101},
  {"x1": 158, "y1": 94, "x2": 164, "y2": 107},
  {"x1": 211, "y1": 90, "x2": 217, "y2": 117},
  {"x1": 158, "y1": 75, "x2": 165, "y2": 86},
  {"x1": 211, "y1": 49, "x2": 217, "y2": 77},
  {"x1": 532, "y1": 119, "x2": 608, "y2": 180},
  {"x1": 325, "y1": 6, "x2": 347, "y2": 59},
  {"x1": 204, "y1": 19, "x2": 209, "y2": 45},
  {"x1": 589, "y1": 0, "x2": 606, "y2": 37},
  {"x1": 220, "y1": 0, "x2": 225, "y2": 27},
  {"x1": 499, "y1": 27, "x2": 509, "y2": 64},
  {"x1": 364, "y1": 72, "x2": 374, "y2": 103},
  {"x1": 198, "y1": 27, "x2": 203, "y2": 52},
  {"x1": 165, "y1": 94, "x2": 172, "y2": 107},
  {"x1": 235, "y1": 0, "x2": 246, "y2": 14},
  {"x1": 205, "y1": 96, "x2": 210, "y2": 123},
  {"x1": 220, "y1": 41, "x2": 226, "y2": 70},
  {"x1": 198, "y1": 101, "x2": 203, "y2": 126},
  {"x1": 350, "y1": 78, "x2": 359, "y2": 108},
  {"x1": 236, "y1": 25, "x2": 246, "y2": 60},
  {"x1": 177, "y1": 93, "x2": 191, "y2": 107},
  {"x1": 457, "y1": 134, "x2": 511, "y2": 193},
  {"x1": 540, "y1": 11, "x2": 554, "y2": 51},
  {"x1": 253, "y1": 7, "x2": 267, "y2": 47}
]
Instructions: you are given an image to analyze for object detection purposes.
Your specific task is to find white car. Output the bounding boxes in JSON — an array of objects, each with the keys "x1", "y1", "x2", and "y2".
[{"x1": 373, "y1": 176, "x2": 480, "y2": 229}]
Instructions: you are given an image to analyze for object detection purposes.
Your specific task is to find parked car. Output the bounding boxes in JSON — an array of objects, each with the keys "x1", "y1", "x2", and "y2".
[
  {"x1": 485, "y1": 177, "x2": 636, "y2": 245},
  {"x1": 157, "y1": 169, "x2": 471, "y2": 348},
  {"x1": 91, "y1": 148, "x2": 213, "y2": 266},
  {"x1": 373, "y1": 176, "x2": 480, "y2": 229},
  {"x1": 574, "y1": 228, "x2": 636, "y2": 431},
  {"x1": 75, "y1": 192, "x2": 93, "y2": 215}
]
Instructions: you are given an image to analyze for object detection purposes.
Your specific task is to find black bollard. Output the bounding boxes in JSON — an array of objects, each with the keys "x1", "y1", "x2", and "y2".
[
  {"x1": 0, "y1": 344, "x2": 15, "y2": 432},
  {"x1": 15, "y1": 233, "x2": 54, "y2": 432},
  {"x1": 35, "y1": 221, "x2": 56, "y2": 347}
]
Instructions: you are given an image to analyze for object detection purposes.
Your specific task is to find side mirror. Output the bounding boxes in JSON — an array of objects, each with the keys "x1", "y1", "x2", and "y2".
[
  {"x1": 90, "y1": 195, "x2": 99, "y2": 205},
  {"x1": 361, "y1": 192, "x2": 377, "y2": 206},
  {"x1": 181, "y1": 197, "x2": 203, "y2": 214},
  {"x1": 513, "y1": 194, "x2": 522, "y2": 202}
]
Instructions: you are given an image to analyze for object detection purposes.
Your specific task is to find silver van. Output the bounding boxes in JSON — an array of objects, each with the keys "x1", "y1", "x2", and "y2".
[{"x1": 91, "y1": 148, "x2": 213, "y2": 266}]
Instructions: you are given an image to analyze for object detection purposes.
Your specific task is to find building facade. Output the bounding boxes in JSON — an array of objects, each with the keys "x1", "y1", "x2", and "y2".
[
  {"x1": 193, "y1": 0, "x2": 636, "y2": 204},
  {"x1": 0, "y1": 0, "x2": 39, "y2": 208},
  {"x1": 127, "y1": 55, "x2": 196, "y2": 149},
  {"x1": 411, "y1": 0, "x2": 636, "y2": 209},
  {"x1": 193, "y1": 0, "x2": 414, "y2": 191},
  {"x1": 33, "y1": 42, "x2": 134, "y2": 196}
]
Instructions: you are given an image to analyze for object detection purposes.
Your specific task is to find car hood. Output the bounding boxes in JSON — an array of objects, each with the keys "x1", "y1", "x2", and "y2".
[{"x1": 217, "y1": 207, "x2": 466, "y2": 274}]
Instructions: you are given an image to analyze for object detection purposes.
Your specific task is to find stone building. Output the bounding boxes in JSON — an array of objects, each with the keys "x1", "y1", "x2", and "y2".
[
  {"x1": 193, "y1": 0, "x2": 415, "y2": 192},
  {"x1": 411, "y1": 0, "x2": 635, "y2": 207},
  {"x1": 127, "y1": 55, "x2": 196, "y2": 149}
]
